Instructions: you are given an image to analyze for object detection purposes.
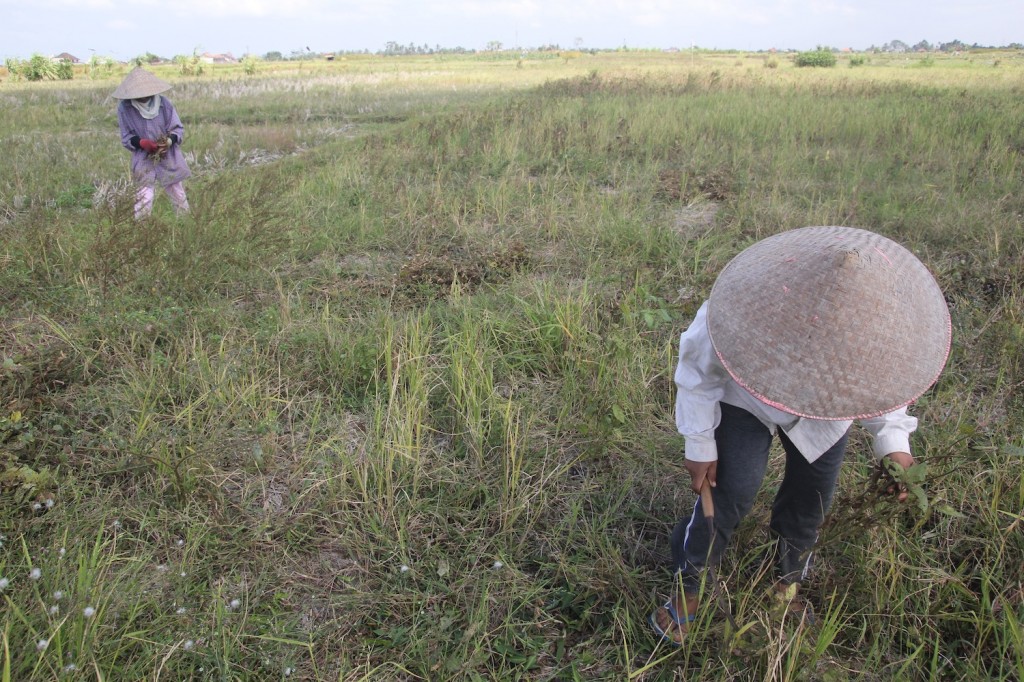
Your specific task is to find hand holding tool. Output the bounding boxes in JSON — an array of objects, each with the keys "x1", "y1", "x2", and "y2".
[{"x1": 700, "y1": 479, "x2": 738, "y2": 631}]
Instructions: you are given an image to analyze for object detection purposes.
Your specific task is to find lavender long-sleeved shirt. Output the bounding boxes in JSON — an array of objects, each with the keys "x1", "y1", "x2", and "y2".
[{"x1": 117, "y1": 96, "x2": 191, "y2": 187}]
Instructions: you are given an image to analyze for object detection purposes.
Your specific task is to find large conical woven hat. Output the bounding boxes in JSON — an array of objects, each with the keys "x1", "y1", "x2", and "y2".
[
  {"x1": 111, "y1": 67, "x2": 172, "y2": 99},
  {"x1": 707, "y1": 226, "x2": 951, "y2": 420}
]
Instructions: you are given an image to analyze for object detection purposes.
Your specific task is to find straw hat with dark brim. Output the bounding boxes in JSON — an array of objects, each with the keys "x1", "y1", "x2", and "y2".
[
  {"x1": 707, "y1": 226, "x2": 951, "y2": 420},
  {"x1": 111, "y1": 66, "x2": 172, "y2": 100}
]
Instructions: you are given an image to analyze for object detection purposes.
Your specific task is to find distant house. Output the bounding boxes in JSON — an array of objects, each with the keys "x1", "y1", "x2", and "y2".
[
  {"x1": 200, "y1": 52, "x2": 237, "y2": 64},
  {"x1": 53, "y1": 52, "x2": 80, "y2": 63},
  {"x1": 323, "y1": 53, "x2": 336, "y2": 61}
]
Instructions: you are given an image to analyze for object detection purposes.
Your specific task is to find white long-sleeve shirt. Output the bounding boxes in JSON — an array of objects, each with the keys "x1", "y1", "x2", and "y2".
[{"x1": 674, "y1": 301, "x2": 918, "y2": 463}]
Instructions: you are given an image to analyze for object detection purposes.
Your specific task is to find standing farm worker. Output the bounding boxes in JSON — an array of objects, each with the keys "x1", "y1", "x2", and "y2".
[
  {"x1": 650, "y1": 226, "x2": 951, "y2": 645},
  {"x1": 112, "y1": 67, "x2": 191, "y2": 219}
]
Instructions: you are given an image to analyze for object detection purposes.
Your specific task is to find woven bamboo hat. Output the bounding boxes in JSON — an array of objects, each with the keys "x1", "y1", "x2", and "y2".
[
  {"x1": 707, "y1": 226, "x2": 951, "y2": 420},
  {"x1": 111, "y1": 67, "x2": 172, "y2": 100}
]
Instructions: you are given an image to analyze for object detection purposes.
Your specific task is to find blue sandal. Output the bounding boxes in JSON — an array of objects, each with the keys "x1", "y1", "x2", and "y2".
[{"x1": 649, "y1": 600, "x2": 697, "y2": 647}]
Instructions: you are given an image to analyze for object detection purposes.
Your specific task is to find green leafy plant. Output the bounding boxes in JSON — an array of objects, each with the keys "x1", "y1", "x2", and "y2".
[
  {"x1": 54, "y1": 60, "x2": 73, "y2": 80},
  {"x1": 3, "y1": 57, "x2": 20, "y2": 80},
  {"x1": 5, "y1": 54, "x2": 59, "y2": 81},
  {"x1": 132, "y1": 52, "x2": 162, "y2": 66},
  {"x1": 174, "y1": 50, "x2": 205, "y2": 76},
  {"x1": 795, "y1": 46, "x2": 837, "y2": 67},
  {"x1": 87, "y1": 53, "x2": 116, "y2": 79}
]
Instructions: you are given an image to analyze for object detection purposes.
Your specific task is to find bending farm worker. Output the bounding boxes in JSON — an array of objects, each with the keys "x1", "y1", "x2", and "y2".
[
  {"x1": 112, "y1": 67, "x2": 191, "y2": 219},
  {"x1": 651, "y1": 226, "x2": 951, "y2": 646}
]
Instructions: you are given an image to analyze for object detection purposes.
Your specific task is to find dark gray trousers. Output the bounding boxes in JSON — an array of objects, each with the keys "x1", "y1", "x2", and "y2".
[{"x1": 671, "y1": 402, "x2": 849, "y2": 589}]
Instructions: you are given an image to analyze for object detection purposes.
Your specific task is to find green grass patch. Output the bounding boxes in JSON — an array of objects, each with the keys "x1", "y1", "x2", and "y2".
[{"x1": 1, "y1": 52, "x2": 1023, "y2": 680}]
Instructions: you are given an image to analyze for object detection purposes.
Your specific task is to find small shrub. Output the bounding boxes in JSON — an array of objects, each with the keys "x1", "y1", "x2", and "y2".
[
  {"x1": 763, "y1": 57, "x2": 779, "y2": 69},
  {"x1": 132, "y1": 52, "x2": 162, "y2": 66},
  {"x1": 849, "y1": 55, "x2": 867, "y2": 67},
  {"x1": 88, "y1": 54, "x2": 116, "y2": 79},
  {"x1": 28, "y1": 54, "x2": 58, "y2": 81},
  {"x1": 4, "y1": 57, "x2": 21, "y2": 81},
  {"x1": 55, "y1": 60, "x2": 74, "y2": 80},
  {"x1": 174, "y1": 50, "x2": 204, "y2": 76},
  {"x1": 10, "y1": 54, "x2": 58, "y2": 81},
  {"x1": 794, "y1": 46, "x2": 837, "y2": 68}
]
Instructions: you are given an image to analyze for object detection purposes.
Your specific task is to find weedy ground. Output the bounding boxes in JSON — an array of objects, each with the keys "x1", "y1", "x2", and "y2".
[{"x1": 1, "y1": 50, "x2": 1022, "y2": 681}]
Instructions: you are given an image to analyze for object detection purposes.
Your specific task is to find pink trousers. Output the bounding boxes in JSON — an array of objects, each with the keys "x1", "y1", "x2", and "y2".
[{"x1": 134, "y1": 182, "x2": 190, "y2": 218}]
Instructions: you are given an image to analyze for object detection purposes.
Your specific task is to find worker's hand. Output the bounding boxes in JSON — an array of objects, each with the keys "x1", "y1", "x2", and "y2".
[
  {"x1": 883, "y1": 451, "x2": 915, "y2": 502},
  {"x1": 139, "y1": 138, "x2": 159, "y2": 153},
  {"x1": 685, "y1": 458, "x2": 717, "y2": 494},
  {"x1": 156, "y1": 138, "x2": 172, "y2": 157}
]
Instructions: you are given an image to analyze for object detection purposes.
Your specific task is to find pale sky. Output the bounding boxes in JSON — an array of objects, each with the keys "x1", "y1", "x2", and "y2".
[{"x1": 1, "y1": 0, "x2": 1020, "y2": 61}]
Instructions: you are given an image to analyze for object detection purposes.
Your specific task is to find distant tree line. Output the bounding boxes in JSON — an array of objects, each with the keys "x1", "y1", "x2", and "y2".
[
  {"x1": 7, "y1": 36, "x2": 1017, "y2": 83},
  {"x1": 258, "y1": 43, "x2": 609, "y2": 61},
  {"x1": 121, "y1": 38, "x2": 1024, "y2": 70},
  {"x1": 868, "y1": 39, "x2": 1023, "y2": 53}
]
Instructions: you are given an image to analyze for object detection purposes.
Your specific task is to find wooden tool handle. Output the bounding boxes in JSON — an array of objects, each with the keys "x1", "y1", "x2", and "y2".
[{"x1": 699, "y1": 479, "x2": 715, "y2": 521}]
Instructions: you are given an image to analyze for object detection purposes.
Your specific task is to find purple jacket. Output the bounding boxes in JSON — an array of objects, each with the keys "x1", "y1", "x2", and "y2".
[{"x1": 117, "y1": 96, "x2": 191, "y2": 187}]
